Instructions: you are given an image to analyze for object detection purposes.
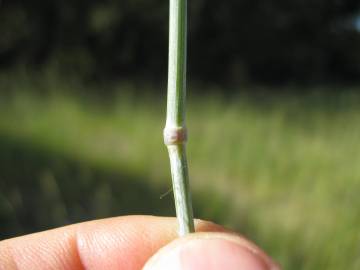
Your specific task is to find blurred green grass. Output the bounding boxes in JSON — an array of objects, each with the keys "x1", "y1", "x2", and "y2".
[{"x1": 0, "y1": 76, "x2": 359, "y2": 269}]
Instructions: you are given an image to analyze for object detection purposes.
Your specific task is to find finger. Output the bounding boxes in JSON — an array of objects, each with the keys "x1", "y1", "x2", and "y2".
[
  {"x1": 143, "y1": 232, "x2": 281, "y2": 270},
  {"x1": 0, "y1": 215, "x2": 225, "y2": 270},
  {"x1": 0, "y1": 215, "x2": 278, "y2": 270}
]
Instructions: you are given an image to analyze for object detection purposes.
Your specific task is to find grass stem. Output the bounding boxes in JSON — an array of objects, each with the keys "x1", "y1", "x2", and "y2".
[{"x1": 164, "y1": 0, "x2": 194, "y2": 236}]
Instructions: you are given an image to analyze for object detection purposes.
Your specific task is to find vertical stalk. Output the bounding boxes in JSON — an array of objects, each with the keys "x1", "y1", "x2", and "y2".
[{"x1": 164, "y1": 0, "x2": 194, "y2": 236}]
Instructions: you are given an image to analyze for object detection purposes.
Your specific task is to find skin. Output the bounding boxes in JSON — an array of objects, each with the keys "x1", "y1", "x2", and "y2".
[{"x1": 0, "y1": 215, "x2": 279, "y2": 270}]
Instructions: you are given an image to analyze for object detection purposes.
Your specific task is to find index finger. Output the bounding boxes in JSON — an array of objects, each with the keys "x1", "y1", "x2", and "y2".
[{"x1": 0, "y1": 215, "x2": 225, "y2": 270}]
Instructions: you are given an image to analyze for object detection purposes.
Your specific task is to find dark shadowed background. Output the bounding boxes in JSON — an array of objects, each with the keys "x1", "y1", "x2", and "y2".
[
  {"x1": 1, "y1": 1, "x2": 360, "y2": 269},
  {"x1": 2, "y1": 0, "x2": 360, "y2": 84}
]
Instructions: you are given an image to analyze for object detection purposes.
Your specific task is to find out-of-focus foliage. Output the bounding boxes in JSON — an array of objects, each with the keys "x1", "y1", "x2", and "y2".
[
  {"x1": 1, "y1": 0, "x2": 360, "y2": 85},
  {"x1": 1, "y1": 74, "x2": 360, "y2": 269}
]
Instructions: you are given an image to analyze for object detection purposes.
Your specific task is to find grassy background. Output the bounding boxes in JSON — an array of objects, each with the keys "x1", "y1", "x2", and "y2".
[{"x1": 0, "y1": 75, "x2": 359, "y2": 269}]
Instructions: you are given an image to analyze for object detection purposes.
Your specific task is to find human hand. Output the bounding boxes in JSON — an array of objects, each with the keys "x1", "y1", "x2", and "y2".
[{"x1": 0, "y1": 215, "x2": 280, "y2": 270}]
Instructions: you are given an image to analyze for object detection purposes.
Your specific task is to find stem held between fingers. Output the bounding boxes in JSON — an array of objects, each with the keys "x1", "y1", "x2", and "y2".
[{"x1": 164, "y1": 0, "x2": 194, "y2": 236}]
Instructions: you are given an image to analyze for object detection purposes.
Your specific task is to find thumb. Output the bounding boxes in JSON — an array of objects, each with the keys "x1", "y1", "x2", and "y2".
[{"x1": 143, "y1": 232, "x2": 280, "y2": 270}]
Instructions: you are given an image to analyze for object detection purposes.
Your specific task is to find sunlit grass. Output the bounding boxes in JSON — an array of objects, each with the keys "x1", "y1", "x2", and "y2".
[{"x1": 0, "y1": 77, "x2": 359, "y2": 269}]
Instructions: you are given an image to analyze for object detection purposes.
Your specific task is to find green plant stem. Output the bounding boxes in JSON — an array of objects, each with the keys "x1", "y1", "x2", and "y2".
[{"x1": 164, "y1": 0, "x2": 194, "y2": 236}]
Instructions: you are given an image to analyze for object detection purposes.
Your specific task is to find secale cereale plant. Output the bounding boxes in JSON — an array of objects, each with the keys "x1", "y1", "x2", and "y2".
[{"x1": 163, "y1": 0, "x2": 194, "y2": 236}]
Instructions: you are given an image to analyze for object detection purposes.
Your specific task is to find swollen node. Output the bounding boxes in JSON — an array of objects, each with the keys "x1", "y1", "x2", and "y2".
[{"x1": 163, "y1": 127, "x2": 188, "y2": 145}]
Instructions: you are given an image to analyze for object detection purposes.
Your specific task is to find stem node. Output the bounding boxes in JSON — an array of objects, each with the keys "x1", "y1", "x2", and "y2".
[{"x1": 164, "y1": 126, "x2": 188, "y2": 145}]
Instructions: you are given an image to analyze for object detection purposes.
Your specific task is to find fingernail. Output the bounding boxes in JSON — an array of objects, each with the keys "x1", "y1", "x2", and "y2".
[{"x1": 144, "y1": 238, "x2": 276, "y2": 270}]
